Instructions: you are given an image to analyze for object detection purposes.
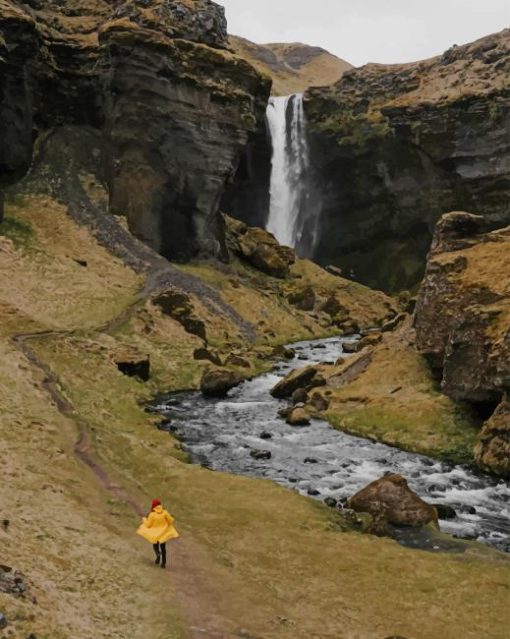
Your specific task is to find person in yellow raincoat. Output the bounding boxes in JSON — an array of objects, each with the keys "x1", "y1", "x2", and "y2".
[{"x1": 137, "y1": 499, "x2": 179, "y2": 568}]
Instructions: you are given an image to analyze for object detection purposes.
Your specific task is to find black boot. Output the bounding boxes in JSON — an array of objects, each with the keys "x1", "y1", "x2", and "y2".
[
  {"x1": 160, "y1": 543, "x2": 167, "y2": 569},
  {"x1": 153, "y1": 543, "x2": 161, "y2": 565}
]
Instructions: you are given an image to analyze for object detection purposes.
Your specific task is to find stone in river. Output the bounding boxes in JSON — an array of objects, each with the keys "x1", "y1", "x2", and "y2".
[
  {"x1": 304, "y1": 457, "x2": 318, "y2": 464},
  {"x1": 435, "y1": 504, "x2": 457, "y2": 520},
  {"x1": 307, "y1": 488, "x2": 320, "y2": 496},
  {"x1": 324, "y1": 497, "x2": 338, "y2": 508},
  {"x1": 259, "y1": 431, "x2": 273, "y2": 440},
  {"x1": 286, "y1": 407, "x2": 311, "y2": 426},
  {"x1": 200, "y1": 368, "x2": 244, "y2": 397},
  {"x1": 347, "y1": 474, "x2": 438, "y2": 527},
  {"x1": 250, "y1": 449, "x2": 272, "y2": 460}
]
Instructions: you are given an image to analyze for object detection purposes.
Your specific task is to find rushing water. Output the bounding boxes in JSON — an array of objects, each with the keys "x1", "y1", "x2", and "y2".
[
  {"x1": 154, "y1": 336, "x2": 510, "y2": 552},
  {"x1": 266, "y1": 94, "x2": 312, "y2": 249}
]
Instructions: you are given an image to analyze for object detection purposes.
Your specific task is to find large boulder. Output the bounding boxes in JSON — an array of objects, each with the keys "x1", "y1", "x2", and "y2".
[
  {"x1": 226, "y1": 217, "x2": 295, "y2": 278},
  {"x1": 271, "y1": 365, "x2": 325, "y2": 399},
  {"x1": 286, "y1": 406, "x2": 311, "y2": 426},
  {"x1": 200, "y1": 368, "x2": 244, "y2": 397},
  {"x1": 347, "y1": 474, "x2": 438, "y2": 527}
]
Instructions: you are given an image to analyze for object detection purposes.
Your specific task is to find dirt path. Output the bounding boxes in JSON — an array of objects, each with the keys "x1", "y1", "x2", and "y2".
[{"x1": 11, "y1": 284, "x2": 249, "y2": 639}]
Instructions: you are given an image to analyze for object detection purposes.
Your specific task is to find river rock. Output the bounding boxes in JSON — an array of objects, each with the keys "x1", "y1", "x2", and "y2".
[
  {"x1": 250, "y1": 449, "x2": 271, "y2": 460},
  {"x1": 271, "y1": 365, "x2": 325, "y2": 399},
  {"x1": 435, "y1": 504, "x2": 457, "y2": 520},
  {"x1": 342, "y1": 342, "x2": 359, "y2": 354},
  {"x1": 291, "y1": 388, "x2": 309, "y2": 404},
  {"x1": 324, "y1": 497, "x2": 338, "y2": 508},
  {"x1": 259, "y1": 431, "x2": 272, "y2": 440},
  {"x1": 200, "y1": 369, "x2": 244, "y2": 397},
  {"x1": 347, "y1": 474, "x2": 438, "y2": 527},
  {"x1": 286, "y1": 407, "x2": 311, "y2": 426}
]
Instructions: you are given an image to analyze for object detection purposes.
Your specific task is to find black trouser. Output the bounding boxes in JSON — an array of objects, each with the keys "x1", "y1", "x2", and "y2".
[{"x1": 153, "y1": 542, "x2": 166, "y2": 566}]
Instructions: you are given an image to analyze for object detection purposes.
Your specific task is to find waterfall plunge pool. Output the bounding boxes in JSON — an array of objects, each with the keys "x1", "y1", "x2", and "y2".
[{"x1": 152, "y1": 335, "x2": 510, "y2": 553}]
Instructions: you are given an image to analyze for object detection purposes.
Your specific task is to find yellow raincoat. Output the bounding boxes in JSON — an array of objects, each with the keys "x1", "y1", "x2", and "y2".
[{"x1": 137, "y1": 505, "x2": 179, "y2": 544}]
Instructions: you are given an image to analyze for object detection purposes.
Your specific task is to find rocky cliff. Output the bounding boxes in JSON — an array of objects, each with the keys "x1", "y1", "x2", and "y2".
[
  {"x1": 415, "y1": 211, "x2": 510, "y2": 477},
  {"x1": 305, "y1": 29, "x2": 510, "y2": 292},
  {"x1": 0, "y1": 0, "x2": 270, "y2": 259}
]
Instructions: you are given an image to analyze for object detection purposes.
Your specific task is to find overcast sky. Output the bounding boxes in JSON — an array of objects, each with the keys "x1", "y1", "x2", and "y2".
[{"x1": 217, "y1": 0, "x2": 510, "y2": 66}]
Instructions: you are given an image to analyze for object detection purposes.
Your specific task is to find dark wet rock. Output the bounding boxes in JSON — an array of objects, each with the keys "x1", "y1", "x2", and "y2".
[
  {"x1": 286, "y1": 407, "x2": 311, "y2": 426},
  {"x1": 291, "y1": 388, "x2": 309, "y2": 404},
  {"x1": 347, "y1": 474, "x2": 438, "y2": 527},
  {"x1": 153, "y1": 290, "x2": 206, "y2": 341},
  {"x1": 307, "y1": 488, "x2": 320, "y2": 496},
  {"x1": 287, "y1": 285, "x2": 316, "y2": 311},
  {"x1": 304, "y1": 457, "x2": 318, "y2": 464},
  {"x1": 459, "y1": 505, "x2": 477, "y2": 515},
  {"x1": 324, "y1": 497, "x2": 338, "y2": 508},
  {"x1": 435, "y1": 504, "x2": 457, "y2": 520},
  {"x1": 250, "y1": 449, "x2": 271, "y2": 460},
  {"x1": 200, "y1": 368, "x2": 244, "y2": 398},
  {"x1": 259, "y1": 431, "x2": 272, "y2": 440},
  {"x1": 271, "y1": 365, "x2": 325, "y2": 399},
  {"x1": 193, "y1": 348, "x2": 222, "y2": 366}
]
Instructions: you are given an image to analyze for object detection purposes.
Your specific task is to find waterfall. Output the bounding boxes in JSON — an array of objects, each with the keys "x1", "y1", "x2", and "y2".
[{"x1": 265, "y1": 94, "x2": 314, "y2": 251}]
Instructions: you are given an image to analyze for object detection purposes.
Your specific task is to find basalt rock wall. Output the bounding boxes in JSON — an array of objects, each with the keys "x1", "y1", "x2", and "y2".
[
  {"x1": 415, "y1": 211, "x2": 510, "y2": 477},
  {"x1": 305, "y1": 29, "x2": 510, "y2": 292},
  {"x1": 0, "y1": 0, "x2": 271, "y2": 257}
]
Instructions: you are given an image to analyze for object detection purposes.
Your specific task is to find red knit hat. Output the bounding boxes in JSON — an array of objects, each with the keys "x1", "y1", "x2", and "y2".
[{"x1": 151, "y1": 499, "x2": 161, "y2": 509}]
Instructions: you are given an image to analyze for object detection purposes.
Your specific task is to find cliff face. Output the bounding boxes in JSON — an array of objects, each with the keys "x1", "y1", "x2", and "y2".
[
  {"x1": 415, "y1": 211, "x2": 510, "y2": 477},
  {"x1": 0, "y1": 1, "x2": 38, "y2": 218},
  {"x1": 0, "y1": 0, "x2": 270, "y2": 258},
  {"x1": 305, "y1": 29, "x2": 510, "y2": 292}
]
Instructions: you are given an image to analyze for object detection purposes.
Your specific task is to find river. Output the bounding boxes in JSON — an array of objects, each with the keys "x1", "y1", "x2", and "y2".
[{"x1": 153, "y1": 335, "x2": 510, "y2": 553}]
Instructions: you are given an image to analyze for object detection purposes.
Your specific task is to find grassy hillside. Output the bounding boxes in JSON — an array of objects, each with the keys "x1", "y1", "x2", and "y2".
[
  {"x1": 231, "y1": 36, "x2": 352, "y2": 95},
  {"x1": 1, "y1": 192, "x2": 509, "y2": 639}
]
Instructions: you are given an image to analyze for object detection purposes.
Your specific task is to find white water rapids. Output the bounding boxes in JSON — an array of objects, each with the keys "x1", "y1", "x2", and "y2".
[{"x1": 266, "y1": 94, "x2": 311, "y2": 249}]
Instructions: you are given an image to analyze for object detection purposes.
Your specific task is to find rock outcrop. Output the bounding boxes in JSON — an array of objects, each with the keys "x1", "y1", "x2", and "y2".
[
  {"x1": 226, "y1": 216, "x2": 295, "y2": 278},
  {"x1": 347, "y1": 474, "x2": 438, "y2": 528},
  {"x1": 305, "y1": 29, "x2": 510, "y2": 292},
  {"x1": 200, "y1": 368, "x2": 244, "y2": 397},
  {"x1": 0, "y1": 0, "x2": 270, "y2": 258},
  {"x1": 415, "y1": 211, "x2": 510, "y2": 476}
]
